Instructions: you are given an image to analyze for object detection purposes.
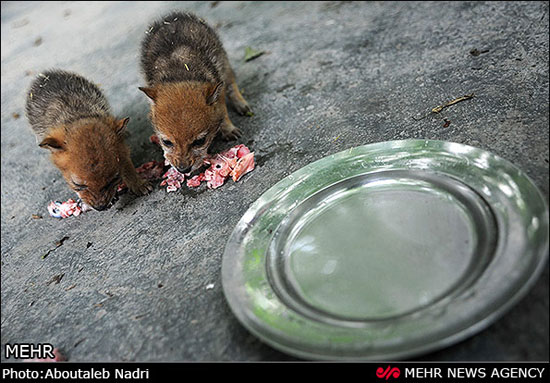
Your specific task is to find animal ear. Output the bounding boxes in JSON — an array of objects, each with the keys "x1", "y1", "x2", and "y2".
[
  {"x1": 114, "y1": 117, "x2": 130, "y2": 136},
  {"x1": 206, "y1": 81, "x2": 224, "y2": 106},
  {"x1": 139, "y1": 86, "x2": 158, "y2": 102},
  {"x1": 39, "y1": 136, "x2": 65, "y2": 152}
]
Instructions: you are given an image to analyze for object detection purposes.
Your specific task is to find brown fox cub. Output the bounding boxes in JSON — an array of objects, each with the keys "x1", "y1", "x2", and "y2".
[
  {"x1": 26, "y1": 70, "x2": 152, "y2": 211},
  {"x1": 139, "y1": 11, "x2": 251, "y2": 174}
]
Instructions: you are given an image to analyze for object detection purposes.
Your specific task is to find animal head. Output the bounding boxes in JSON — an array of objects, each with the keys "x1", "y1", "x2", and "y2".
[
  {"x1": 139, "y1": 81, "x2": 225, "y2": 173},
  {"x1": 39, "y1": 117, "x2": 129, "y2": 211}
]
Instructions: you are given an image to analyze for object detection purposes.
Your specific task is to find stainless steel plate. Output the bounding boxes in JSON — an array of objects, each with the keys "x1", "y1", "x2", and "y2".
[{"x1": 222, "y1": 140, "x2": 549, "y2": 360}]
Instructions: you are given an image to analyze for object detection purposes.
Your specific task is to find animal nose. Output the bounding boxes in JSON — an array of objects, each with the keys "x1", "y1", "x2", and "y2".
[
  {"x1": 176, "y1": 165, "x2": 192, "y2": 174},
  {"x1": 94, "y1": 204, "x2": 109, "y2": 211}
]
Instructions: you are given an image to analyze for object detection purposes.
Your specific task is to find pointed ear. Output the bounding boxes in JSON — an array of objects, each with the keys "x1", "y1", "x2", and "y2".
[
  {"x1": 39, "y1": 136, "x2": 65, "y2": 152},
  {"x1": 139, "y1": 86, "x2": 158, "y2": 102},
  {"x1": 114, "y1": 117, "x2": 130, "y2": 136},
  {"x1": 206, "y1": 81, "x2": 224, "y2": 106}
]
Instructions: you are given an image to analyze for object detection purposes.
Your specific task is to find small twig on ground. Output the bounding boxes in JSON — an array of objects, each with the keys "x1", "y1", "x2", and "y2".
[
  {"x1": 244, "y1": 46, "x2": 265, "y2": 62},
  {"x1": 47, "y1": 273, "x2": 64, "y2": 285},
  {"x1": 42, "y1": 236, "x2": 69, "y2": 259},
  {"x1": 413, "y1": 93, "x2": 475, "y2": 121}
]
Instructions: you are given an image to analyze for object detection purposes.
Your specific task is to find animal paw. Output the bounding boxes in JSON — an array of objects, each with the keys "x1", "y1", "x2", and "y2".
[
  {"x1": 234, "y1": 101, "x2": 253, "y2": 117},
  {"x1": 221, "y1": 125, "x2": 243, "y2": 141},
  {"x1": 129, "y1": 178, "x2": 153, "y2": 195}
]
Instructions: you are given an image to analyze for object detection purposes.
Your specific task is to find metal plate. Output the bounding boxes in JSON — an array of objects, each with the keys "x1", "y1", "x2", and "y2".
[{"x1": 222, "y1": 140, "x2": 549, "y2": 360}]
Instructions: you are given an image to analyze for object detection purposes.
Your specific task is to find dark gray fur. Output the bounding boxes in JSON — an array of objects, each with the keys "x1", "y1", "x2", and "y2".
[
  {"x1": 140, "y1": 11, "x2": 232, "y2": 86},
  {"x1": 25, "y1": 70, "x2": 111, "y2": 141}
]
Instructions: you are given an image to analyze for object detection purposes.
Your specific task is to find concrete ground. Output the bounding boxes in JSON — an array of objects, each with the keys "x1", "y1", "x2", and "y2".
[{"x1": 1, "y1": 1, "x2": 548, "y2": 361}]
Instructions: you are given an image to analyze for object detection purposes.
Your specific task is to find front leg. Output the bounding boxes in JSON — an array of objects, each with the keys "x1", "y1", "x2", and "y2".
[
  {"x1": 225, "y1": 66, "x2": 252, "y2": 116},
  {"x1": 119, "y1": 153, "x2": 152, "y2": 195},
  {"x1": 220, "y1": 113, "x2": 242, "y2": 141},
  {"x1": 227, "y1": 81, "x2": 252, "y2": 116}
]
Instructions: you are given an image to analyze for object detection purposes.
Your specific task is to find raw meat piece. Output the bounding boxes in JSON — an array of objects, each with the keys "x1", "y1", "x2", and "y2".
[
  {"x1": 47, "y1": 199, "x2": 92, "y2": 219},
  {"x1": 24, "y1": 348, "x2": 66, "y2": 362},
  {"x1": 159, "y1": 144, "x2": 255, "y2": 192},
  {"x1": 230, "y1": 152, "x2": 255, "y2": 182}
]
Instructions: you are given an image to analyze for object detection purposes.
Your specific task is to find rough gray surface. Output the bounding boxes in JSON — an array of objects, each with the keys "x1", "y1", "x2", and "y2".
[{"x1": 1, "y1": 1, "x2": 548, "y2": 361}]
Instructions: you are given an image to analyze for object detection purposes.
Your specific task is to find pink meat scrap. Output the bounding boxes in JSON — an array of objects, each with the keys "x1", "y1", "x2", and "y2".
[
  {"x1": 160, "y1": 166, "x2": 186, "y2": 192},
  {"x1": 47, "y1": 199, "x2": 93, "y2": 219},
  {"x1": 118, "y1": 160, "x2": 166, "y2": 192},
  {"x1": 24, "y1": 348, "x2": 66, "y2": 362},
  {"x1": 149, "y1": 134, "x2": 160, "y2": 146},
  {"x1": 136, "y1": 160, "x2": 166, "y2": 180},
  {"x1": 160, "y1": 143, "x2": 255, "y2": 192}
]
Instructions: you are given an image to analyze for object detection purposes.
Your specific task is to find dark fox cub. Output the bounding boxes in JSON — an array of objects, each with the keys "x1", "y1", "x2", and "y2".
[
  {"x1": 26, "y1": 70, "x2": 152, "y2": 211},
  {"x1": 139, "y1": 11, "x2": 251, "y2": 174}
]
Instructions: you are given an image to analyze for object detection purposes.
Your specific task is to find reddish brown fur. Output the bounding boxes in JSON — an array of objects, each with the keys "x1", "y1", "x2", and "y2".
[
  {"x1": 43, "y1": 116, "x2": 151, "y2": 210},
  {"x1": 26, "y1": 70, "x2": 151, "y2": 210},
  {"x1": 140, "y1": 12, "x2": 251, "y2": 173},
  {"x1": 143, "y1": 82, "x2": 230, "y2": 172}
]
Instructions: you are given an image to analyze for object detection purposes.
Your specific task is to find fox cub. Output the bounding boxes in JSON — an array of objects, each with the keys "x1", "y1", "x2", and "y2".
[
  {"x1": 140, "y1": 11, "x2": 251, "y2": 174},
  {"x1": 26, "y1": 70, "x2": 152, "y2": 211}
]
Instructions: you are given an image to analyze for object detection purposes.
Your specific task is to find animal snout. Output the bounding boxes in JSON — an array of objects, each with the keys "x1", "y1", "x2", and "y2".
[
  {"x1": 90, "y1": 193, "x2": 118, "y2": 212},
  {"x1": 167, "y1": 156, "x2": 191, "y2": 173},
  {"x1": 93, "y1": 204, "x2": 109, "y2": 211},
  {"x1": 176, "y1": 165, "x2": 192, "y2": 174}
]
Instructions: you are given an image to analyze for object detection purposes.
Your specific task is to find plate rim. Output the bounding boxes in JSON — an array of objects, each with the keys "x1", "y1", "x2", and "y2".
[{"x1": 222, "y1": 139, "x2": 549, "y2": 360}]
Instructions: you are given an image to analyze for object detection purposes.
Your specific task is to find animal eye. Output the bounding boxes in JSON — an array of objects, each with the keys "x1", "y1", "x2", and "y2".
[
  {"x1": 191, "y1": 136, "x2": 206, "y2": 147},
  {"x1": 73, "y1": 183, "x2": 88, "y2": 191},
  {"x1": 161, "y1": 139, "x2": 173, "y2": 148}
]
